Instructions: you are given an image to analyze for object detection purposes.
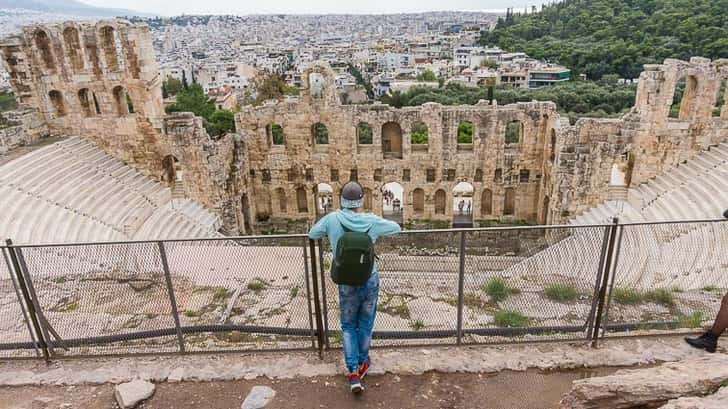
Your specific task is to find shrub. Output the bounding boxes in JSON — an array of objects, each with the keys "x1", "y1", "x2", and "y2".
[
  {"x1": 612, "y1": 288, "x2": 643, "y2": 304},
  {"x1": 703, "y1": 285, "x2": 720, "y2": 292},
  {"x1": 247, "y1": 278, "x2": 269, "y2": 293},
  {"x1": 410, "y1": 319, "x2": 425, "y2": 331},
  {"x1": 678, "y1": 311, "x2": 705, "y2": 328},
  {"x1": 494, "y1": 310, "x2": 529, "y2": 327},
  {"x1": 481, "y1": 277, "x2": 517, "y2": 303},
  {"x1": 544, "y1": 284, "x2": 578, "y2": 302},
  {"x1": 644, "y1": 288, "x2": 675, "y2": 307}
]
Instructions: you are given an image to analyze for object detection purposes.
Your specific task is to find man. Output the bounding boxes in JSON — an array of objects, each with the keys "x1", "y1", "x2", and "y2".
[
  {"x1": 685, "y1": 208, "x2": 728, "y2": 352},
  {"x1": 309, "y1": 181, "x2": 401, "y2": 393}
]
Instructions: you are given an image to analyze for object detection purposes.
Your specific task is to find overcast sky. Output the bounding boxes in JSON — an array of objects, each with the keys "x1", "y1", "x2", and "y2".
[{"x1": 81, "y1": 0, "x2": 539, "y2": 16}]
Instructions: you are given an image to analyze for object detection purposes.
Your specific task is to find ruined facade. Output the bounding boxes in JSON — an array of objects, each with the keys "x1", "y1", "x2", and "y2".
[{"x1": 1, "y1": 20, "x2": 727, "y2": 237}]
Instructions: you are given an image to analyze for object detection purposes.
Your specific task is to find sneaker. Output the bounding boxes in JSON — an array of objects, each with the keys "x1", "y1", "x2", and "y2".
[
  {"x1": 358, "y1": 357, "x2": 371, "y2": 380},
  {"x1": 685, "y1": 331, "x2": 718, "y2": 353},
  {"x1": 348, "y1": 372, "x2": 363, "y2": 393}
]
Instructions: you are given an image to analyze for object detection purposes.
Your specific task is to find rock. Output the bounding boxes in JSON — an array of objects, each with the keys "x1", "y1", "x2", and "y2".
[
  {"x1": 241, "y1": 385, "x2": 276, "y2": 409},
  {"x1": 114, "y1": 379, "x2": 155, "y2": 409},
  {"x1": 559, "y1": 354, "x2": 728, "y2": 409},
  {"x1": 660, "y1": 387, "x2": 728, "y2": 409}
]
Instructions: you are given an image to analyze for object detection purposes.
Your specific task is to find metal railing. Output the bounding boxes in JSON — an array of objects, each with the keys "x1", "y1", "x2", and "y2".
[{"x1": 1, "y1": 218, "x2": 726, "y2": 360}]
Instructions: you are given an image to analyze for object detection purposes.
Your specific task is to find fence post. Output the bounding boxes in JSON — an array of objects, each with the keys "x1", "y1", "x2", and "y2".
[
  {"x1": 600, "y1": 221, "x2": 625, "y2": 340},
  {"x1": 309, "y1": 239, "x2": 325, "y2": 359},
  {"x1": 456, "y1": 231, "x2": 466, "y2": 345},
  {"x1": 1, "y1": 245, "x2": 40, "y2": 357},
  {"x1": 585, "y1": 224, "x2": 612, "y2": 340},
  {"x1": 5, "y1": 239, "x2": 49, "y2": 362},
  {"x1": 157, "y1": 241, "x2": 186, "y2": 353},
  {"x1": 317, "y1": 239, "x2": 330, "y2": 349},
  {"x1": 591, "y1": 218, "x2": 619, "y2": 347},
  {"x1": 302, "y1": 237, "x2": 316, "y2": 350}
]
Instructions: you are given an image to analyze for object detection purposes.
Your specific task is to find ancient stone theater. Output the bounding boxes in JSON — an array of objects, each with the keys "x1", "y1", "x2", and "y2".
[{"x1": 1, "y1": 20, "x2": 727, "y2": 243}]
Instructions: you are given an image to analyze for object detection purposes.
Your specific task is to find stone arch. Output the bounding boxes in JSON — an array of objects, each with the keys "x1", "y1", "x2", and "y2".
[
  {"x1": 714, "y1": 78, "x2": 726, "y2": 118},
  {"x1": 312, "y1": 122, "x2": 329, "y2": 145},
  {"x1": 549, "y1": 129, "x2": 557, "y2": 162},
  {"x1": 77, "y1": 88, "x2": 93, "y2": 117},
  {"x1": 315, "y1": 183, "x2": 334, "y2": 216},
  {"x1": 296, "y1": 186, "x2": 308, "y2": 213},
  {"x1": 412, "y1": 188, "x2": 425, "y2": 213},
  {"x1": 382, "y1": 181, "x2": 404, "y2": 224},
  {"x1": 411, "y1": 121, "x2": 429, "y2": 147},
  {"x1": 481, "y1": 189, "x2": 493, "y2": 216},
  {"x1": 48, "y1": 90, "x2": 66, "y2": 117},
  {"x1": 276, "y1": 188, "x2": 287, "y2": 213},
  {"x1": 505, "y1": 120, "x2": 522, "y2": 144},
  {"x1": 309, "y1": 72, "x2": 325, "y2": 99},
  {"x1": 98, "y1": 25, "x2": 119, "y2": 71},
  {"x1": 474, "y1": 169, "x2": 483, "y2": 182},
  {"x1": 670, "y1": 75, "x2": 698, "y2": 120},
  {"x1": 62, "y1": 26, "x2": 84, "y2": 73},
  {"x1": 256, "y1": 188, "x2": 272, "y2": 222},
  {"x1": 457, "y1": 121, "x2": 473, "y2": 144},
  {"x1": 268, "y1": 123, "x2": 284, "y2": 145},
  {"x1": 434, "y1": 189, "x2": 446, "y2": 215},
  {"x1": 382, "y1": 121, "x2": 403, "y2": 158},
  {"x1": 357, "y1": 122, "x2": 373, "y2": 145},
  {"x1": 504, "y1": 187, "x2": 516, "y2": 215},
  {"x1": 92, "y1": 91, "x2": 101, "y2": 114},
  {"x1": 34, "y1": 29, "x2": 56, "y2": 71},
  {"x1": 452, "y1": 182, "x2": 474, "y2": 226},
  {"x1": 161, "y1": 155, "x2": 180, "y2": 185},
  {"x1": 112, "y1": 85, "x2": 130, "y2": 116}
]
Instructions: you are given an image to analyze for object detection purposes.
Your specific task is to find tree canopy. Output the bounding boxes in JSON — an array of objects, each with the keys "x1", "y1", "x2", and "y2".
[
  {"x1": 164, "y1": 83, "x2": 235, "y2": 137},
  {"x1": 480, "y1": 0, "x2": 728, "y2": 79}
]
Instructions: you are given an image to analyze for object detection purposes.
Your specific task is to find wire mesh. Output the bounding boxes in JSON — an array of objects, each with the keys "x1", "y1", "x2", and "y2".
[
  {"x1": 163, "y1": 236, "x2": 315, "y2": 352},
  {"x1": 0, "y1": 246, "x2": 38, "y2": 358},
  {"x1": 603, "y1": 220, "x2": 728, "y2": 337},
  {"x1": 16, "y1": 241, "x2": 181, "y2": 356},
  {"x1": 462, "y1": 226, "x2": 607, "y2": 343},
  {"x1": 320, "y1": 231, "x2": 461, "y2": 348}
]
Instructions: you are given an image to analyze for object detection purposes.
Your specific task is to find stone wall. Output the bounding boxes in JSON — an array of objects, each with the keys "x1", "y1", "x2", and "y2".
[
  {"x1": 0, "y1": 107, "x2": 47, "y2": 154},
  {"x1": 1, "y1": 19, "x2": 727, "y2": 235}
]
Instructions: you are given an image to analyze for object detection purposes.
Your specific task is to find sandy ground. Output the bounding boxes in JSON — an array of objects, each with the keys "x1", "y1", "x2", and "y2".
[{"x1": 0, "y1": 369, "x2": 616, "y2": 409}]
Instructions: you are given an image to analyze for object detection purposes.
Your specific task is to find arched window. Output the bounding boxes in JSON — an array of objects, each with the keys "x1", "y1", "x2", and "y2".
[
  {"x1": 382, "y1": 121, "x2": 403, "y2": 158},
  {"x1": 34, "y1": 30, "x2": 56, "y2": 71},
  {"x1": 112, "y1": 86, "x2": 129, "y2": 116},
  {"x1": 92, "y1": 92, "x2": 101, "y2": 114},
  {"x1": 504, "y1": 187, "x2": 516, "y2": 215},
  {"x1": 412, "y1": 188, "x2": 425, "y2": 213},
  {"x1": 411, "y1": 122, "x2": 428, "y2": 146},
  {"x1": 296, "y1": 187, "x2": 308, "y2": 213},
  {"x1": 99, "y1": 26, "x2": 119, "y2": 72},
  {"x1": 357, "y1": 122, "x2": 372, "y2": 144},
  {"x1": 269, "y1": 123, "x2": 284, "y2": 145},
  {"x1": 670, "y1": 76, "x2": 697, "y2": 120},
  {"x1": 312, "y1": 123, "x2": 329, "y2": 145},
  {"x1": 474, "y1": 169, "x2": 483, "y2": 182},
  {"x1": 481, "y1": 189, "x2": 493, "y2": 216},
  {"x1": 505, "y1": 120, "x2": 521, "y2": 144},
  {"x1": 78, "y1": 88, "x2": 92, "y2": 117},
  {"x1": 457, "y1": 121, "x2": 473, "y2": 144},
  {"x1": 276, "y1": 188, "x2": 287, "y2": 213},
  {"x1": 63, "y1": 27, "x2": 83, "y2": 73},
  {"x1": 48, "y1": 90, "x2": 66, "y2": 117},
  {"x1": 434, "y1": 189, "x2": 446, "y2": 215}
]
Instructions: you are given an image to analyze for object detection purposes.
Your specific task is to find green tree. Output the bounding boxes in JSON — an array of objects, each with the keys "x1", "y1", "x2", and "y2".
[
  {"x1": 163, "y1": 78, "x2": 185, "y2": 97},
  {"x1": 411, "y1": 122, "x2": 429, "y2": 144},
  {"x1": 0, "y1": 92, "x2": 16, "y2": 112},
  {"x1": 457, "y1": 121, "x2": 473, "y2": 144},
  {"x1": 479, "y1": 59, "x2": 498, "y2": 69},
  {"x1": 416, "y1": 69, "x2": 436, "y2": 82},
  {"x1": 165, "y1": 83, "x2": 215, "y2": 120},
  {"x1": 207, "y1": 109, "x2": 235, "y2": 137}
]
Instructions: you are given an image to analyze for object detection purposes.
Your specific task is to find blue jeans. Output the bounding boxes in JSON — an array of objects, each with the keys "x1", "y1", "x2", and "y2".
[{"x1": 338, "y1": 272, "x2": 379, "y2": 373}]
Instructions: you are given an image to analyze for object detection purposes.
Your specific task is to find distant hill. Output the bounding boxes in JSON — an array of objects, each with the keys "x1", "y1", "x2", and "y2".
[
  {"x1": 480, "y1": 0, "x2": 728, "y2": 80},
  {"x1": 0, "y1": 0, "x2": 152, "y2": 17}
]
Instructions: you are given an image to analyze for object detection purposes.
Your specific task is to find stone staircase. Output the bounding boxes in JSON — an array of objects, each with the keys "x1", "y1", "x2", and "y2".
[{"x1": 0, "y1": 136, "x2": 222, "y2": 244}]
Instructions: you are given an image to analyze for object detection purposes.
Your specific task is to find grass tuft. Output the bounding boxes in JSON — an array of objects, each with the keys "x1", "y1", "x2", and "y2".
[
  {"x1": 247, "y1": 278, "x2": 269, "y2": 293},
  {"x1": 410, "y1": 319, "x2": 425, "y2": 331},
  {"x1": 544, "y1": 284, "x2": 579, "y2": 302},
  {"x1": 643, "y1": 288, "x2": 675, "y2": 307},
  {"x1": 494, "y1": 309, "x2": 529, "y2": 327},
  {"x1": 678, "y1": 311, "x2": 705, "y2": 328},
  {"x1": 612, "y1": 288, "x2": 643, "y2": 304},
  {"x1": 481, "y1": 278, "x2": 518, "y2": 303}
]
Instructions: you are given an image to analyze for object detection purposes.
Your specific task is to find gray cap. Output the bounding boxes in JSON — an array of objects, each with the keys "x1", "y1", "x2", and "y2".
[{"x1": 340, "y1": 181, "x2": 364, "y2": 208}]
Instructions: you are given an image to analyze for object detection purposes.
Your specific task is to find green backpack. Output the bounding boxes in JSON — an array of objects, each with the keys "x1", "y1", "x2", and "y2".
[{"x1": 331, "y1": 224, "x2": 375, "y2": 286}]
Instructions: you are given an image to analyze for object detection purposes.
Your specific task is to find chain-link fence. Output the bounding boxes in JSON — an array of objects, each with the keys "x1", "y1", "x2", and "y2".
[{"x1": 1, "y1": 218, "x2": 727, "y2": 359}]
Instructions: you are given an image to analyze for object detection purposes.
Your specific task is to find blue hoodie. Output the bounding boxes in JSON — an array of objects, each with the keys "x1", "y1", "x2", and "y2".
[{"x1": 308, "y1": 209, "x2": 402, "y2": 274}]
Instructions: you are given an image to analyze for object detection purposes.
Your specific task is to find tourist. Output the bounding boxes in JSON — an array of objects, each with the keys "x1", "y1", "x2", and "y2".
[
  {"x1": 684, "y1": 208, "x2": 728, "y2": 352},
  {"x1": 467, "y1": 201, "x2": 472, "y2": 214},
  {"x1": 458, "y1": 200, "x2": 465, "y2": 214},
  {"x1": 308, "y1": 181, "x2": 401, "y2": 393}
]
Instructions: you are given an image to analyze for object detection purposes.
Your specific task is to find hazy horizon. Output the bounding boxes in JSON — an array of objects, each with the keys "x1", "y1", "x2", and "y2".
[{"x1": 79, "y1": 0, "x2": 540, "y2": 17}]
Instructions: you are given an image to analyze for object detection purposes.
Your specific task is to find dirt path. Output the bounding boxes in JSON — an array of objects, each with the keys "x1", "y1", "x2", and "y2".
[{"x1": 1, "y1": 368, "x2": 616, "y2": 409}]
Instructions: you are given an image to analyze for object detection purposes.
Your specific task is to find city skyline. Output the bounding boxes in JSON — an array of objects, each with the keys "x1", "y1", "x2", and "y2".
[{"x1": 80, "y1": 0, "x2": 540, "y2": 16}]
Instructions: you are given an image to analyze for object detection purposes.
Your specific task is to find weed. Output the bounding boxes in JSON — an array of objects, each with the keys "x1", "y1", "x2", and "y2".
[
  {"x1": 644, "y1": 288, "x2": 675, "y2": 307},
  {"x1": 60, "y1": 302, "x2": 78, "y2": 312},
  {"x1": 494, "y1": 309, "x2": 529, "y2": 327},
  {"x1": 184, "y1": 310, "x2": 199, "y2": 318},
  {"x1": 703, "y1": 285, "x2": 720, "y2": 292},
  {"x1": 612, "y1": 288, "x2": 643, "y2": 304},
  {"x1": 330, "y1": 330, "x2": 343, "y2": 345},
  {"x1": 247, "y1": 278, "x2": 269, "y2": 293},
  {"x1": 410, "y1": 319, "x2": 425, "y2": 331},
  {"x1": 481, "y1": 277, "x2": 518, "y2": 303},
  {"x1": 544, "y1": 283, "x2": 578, "y2": 302},
  {"x1": 678, "y1": 311, "x2": 705, "y2": 328},
  {"x1": 433, "y1": 295, "x2": 458, "y2": 307},
  {"x1": 379, "y1": 294, "x2": 411, "y2": 319},
  {"x1": 145, "y1": 313, "x2": 158, "y2": 319},
  {"x1": 463, "y1": 292, "x2": 485, "y2": 309},
  {"x1": 212, "y1": 287, "x2": 231, "y2": 304},
  {"x1": 290, "y1": 286, "x2": 300, "y2": 299}
]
